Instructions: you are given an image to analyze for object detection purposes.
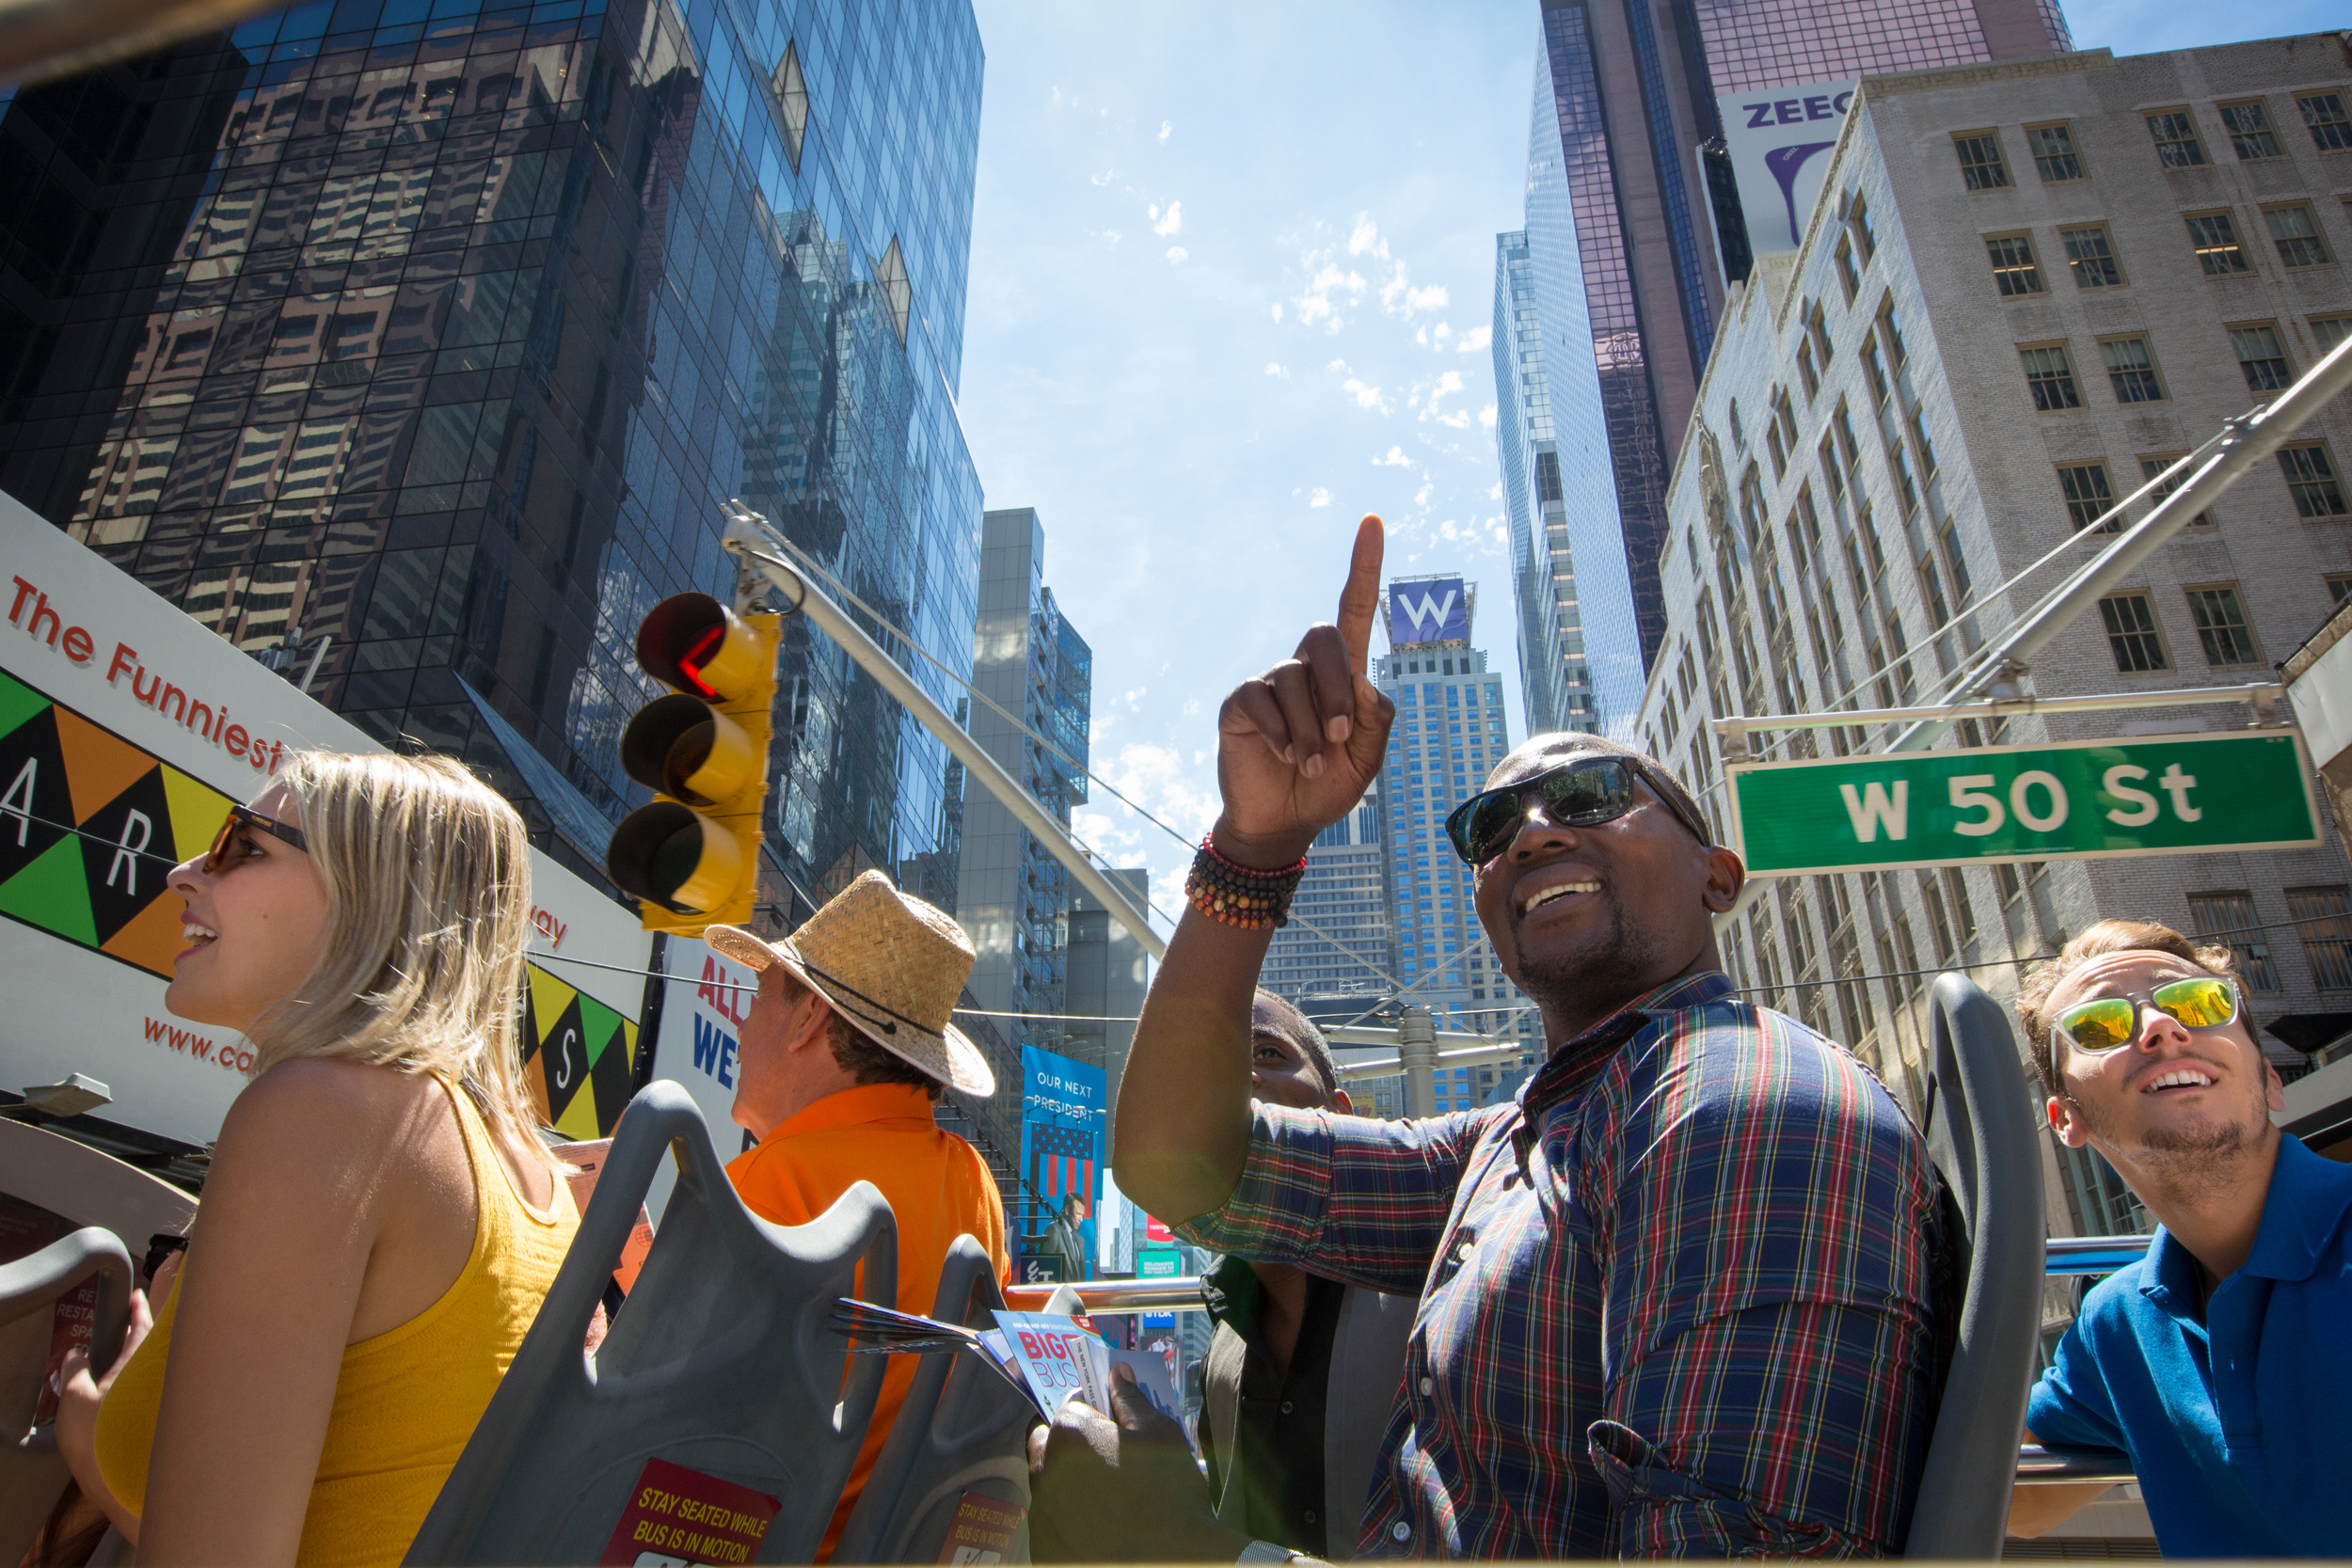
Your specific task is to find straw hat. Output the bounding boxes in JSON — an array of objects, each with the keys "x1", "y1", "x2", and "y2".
[{"x1": 705, "y1": 870, "x2": 994, "y2": 1097}]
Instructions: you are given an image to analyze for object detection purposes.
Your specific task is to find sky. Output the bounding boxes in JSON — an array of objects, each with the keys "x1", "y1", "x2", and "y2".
[{"x1": 952, "y1": 0, "x2": 2338, "y2": 935}]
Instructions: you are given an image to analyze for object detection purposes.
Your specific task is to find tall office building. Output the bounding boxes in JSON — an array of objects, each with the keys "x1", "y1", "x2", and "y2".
[
  {"x1": 1260, "y1": 784, "x2": 1391, "y2": 1003},
  {"x1": 9, "y1": 0, "x2": 986, "y2": 919},
  {"x1": 1634, "y1": 38, "x2": 2351, "y2": 1255},
  {"x1": 1065, "y1": 863, "x2": 1149, "y2": 1156},
  {"x1": 1528, "y1": 0, "x2": 2072, "y2": 677},
  {"x1": 1377, "y1": 576, "x2": 1541, "y2": 1113},
  {"x1": 952, "y1": 505, "x2": 1091, "y2": 1162}
]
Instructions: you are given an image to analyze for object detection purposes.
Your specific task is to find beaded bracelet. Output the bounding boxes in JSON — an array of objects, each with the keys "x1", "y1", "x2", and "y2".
[{"x1": 1185, "y1": 834, "x2": 1308, "y2": 930}]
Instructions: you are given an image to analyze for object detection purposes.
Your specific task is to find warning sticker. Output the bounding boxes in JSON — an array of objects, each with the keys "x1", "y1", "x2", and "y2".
[
  {"x1": 596, "y1": 1456, "x2": 781, "y2": 1567},
  {"x1": 935, "y1": 1491, "x2": 1024, "y2": 1565}
]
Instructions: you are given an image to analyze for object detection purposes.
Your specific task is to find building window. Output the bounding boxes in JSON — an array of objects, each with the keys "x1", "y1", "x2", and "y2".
[
  {"x1": 2299, "y1": 91, "x2": 2352, "y2": 151},
  {"x1": 1834, "y1": 232, "x2": 1860, "y2": 301},
  {"x1": 2329, "y1": 574, "x2": 2352, "y2": 605},
  {"x1": 1728, "y1": 398, "x2": 1744, "y2": 449},
  {"x1": 2100, "y1": 337, "x2": 2165, "y2": 403},
  {"x1": 2139, "y1": 454, "x2": 2212, "y2": 527},
  {"x1": 2020, "y1": 344, "x2": 2081, "y2": 411},
  {"x1": 2099, "y1": 593, "x2": 2168, "y2": 672},
  {"x1": 2186, "y1": 212, "x2": 2249, "y2": 275},
  {"x1": 1807, "y1": 302, "x2": 1834, "y2": 365},
  {"x1": 2279, "y1": 443, "x2": 2348, "y2": 517},
  {"x1": 1878, "y1": 300, "x2": 1908, "y2": 366},
  {"x1": 2314, "y1": 314, "x2": 2352, "y2": 354},
  {"x1": 1860, "y1": 335, "x2": 1891, "y2": 406},
  {"x1": 1890, "y1": 443, "x2": 1921, "y2": 515},
  {"x1": 2058, "y1": 462, "x2": 2116, "y2": 531},
  {"x1": 2218, "y1": 100, "x2": 2284, "y2": 160},
  {"x1": 2185, "y1": 584, "x2": 2262, "y2": 666},
  {"x1": 2060, "y1": 225, "x2": 2123, "y2": 288},
  {"x1": 1986, "y1": 232, "x2": 2044, "y2": 295},
  {"x1": 2026, "y1": 121, "x2": 2083, "y2": 181},
  {"x1": 2288, "y1": 887, "x2": 2352, "y2": 990},
  {"x1": 2230, "y1": 323, "x2": 2292, "y2": 390},
  {"x1": 1954, "y1": 132, "x2": 2008, "y2": 190},
  {"x1": 1850, "y1": 194, "x2": 1877, "y2": 261},
  {"x1": 1772, "y1": 390, "x2": 1797, "y2": 473},
  {"x1": 2265, "y1": 204, "x2": 2332, "y2": 268},
  {"x1": 2187, "y1": 892, "x2": 2280, "y2": 992},
  {"x1": 2147, "y1": 109, "x2": 2207, "y2": 167},
  {"x1": 1797, "y1": 338, "x2": 1820, "y2": 401},
  {"x1": 1910, "y1": 410, "x2": 1938, "y2": 477},
  {"x1": 1941, "y1": 519, "x2": 1974, "y2": 602},
  {"x1": 1534, "y1": 449, "x2": 1564, "y2": 503}
]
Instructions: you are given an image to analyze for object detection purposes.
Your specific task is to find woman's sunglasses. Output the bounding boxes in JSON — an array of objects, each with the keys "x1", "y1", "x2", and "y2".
[
  {"x1": 203, "y1": 803, "x2": 309, "y2": 874},
  {"x1": 1443, "y1": 755, "x2": 1709, "y2": 866},
  {"x1": 2050, "y1": 975, "x2": 2240, "y2": 1055}
]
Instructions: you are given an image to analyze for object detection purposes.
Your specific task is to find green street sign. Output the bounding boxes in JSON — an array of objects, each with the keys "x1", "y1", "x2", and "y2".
[
  {"x1": 1136, "y1": 1247, "x2": 1184, "y2": 1279},
  {"x1": 1727, "y1": 730, "x2": 2321, "y2": 876}
]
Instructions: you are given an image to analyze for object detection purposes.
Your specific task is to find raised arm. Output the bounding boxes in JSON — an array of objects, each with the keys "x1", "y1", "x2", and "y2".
[{"x1": 1113, "y1": 516, "x2": 1395, "y2": 1224}]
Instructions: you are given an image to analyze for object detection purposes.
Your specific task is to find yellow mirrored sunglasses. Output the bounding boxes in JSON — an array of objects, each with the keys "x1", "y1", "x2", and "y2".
[{"x1": 2050, "y1": 975, "x2": 2239, "y2": 1055}]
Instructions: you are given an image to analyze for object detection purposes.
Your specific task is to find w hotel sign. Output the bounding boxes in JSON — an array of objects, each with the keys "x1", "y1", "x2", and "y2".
[{"x1": 1389, "y1": 577, "x2": 1470, "y2": 647}]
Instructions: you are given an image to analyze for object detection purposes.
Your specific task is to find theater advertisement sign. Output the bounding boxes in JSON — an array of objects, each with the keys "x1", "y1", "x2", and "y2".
[{"x1": 0, "y1": 502, "x2": 651, "y2": 1149}]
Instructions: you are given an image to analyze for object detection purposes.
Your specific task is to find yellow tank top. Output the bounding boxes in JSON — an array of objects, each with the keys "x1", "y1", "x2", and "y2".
[{"x1": 95, "y1": 1077, "x2": 579, "y2": 1567}]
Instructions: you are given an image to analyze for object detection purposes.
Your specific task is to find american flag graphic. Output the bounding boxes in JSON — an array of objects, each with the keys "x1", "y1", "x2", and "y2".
[{"x1": 1025, "y1": 1119, "x2": 1096, "y2": 1205}]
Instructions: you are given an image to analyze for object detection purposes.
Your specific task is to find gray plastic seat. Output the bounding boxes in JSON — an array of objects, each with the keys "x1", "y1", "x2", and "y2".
[
  {"x1": 404, "y1": 1080, "x2": 898, "y2": 1566},
  {"x1": 833, "y1": 1235, "x2": 1032, "y2": 1564},
  {"x1": 1902, "y1": 973, "x2": 2047, "y2": 1558}
]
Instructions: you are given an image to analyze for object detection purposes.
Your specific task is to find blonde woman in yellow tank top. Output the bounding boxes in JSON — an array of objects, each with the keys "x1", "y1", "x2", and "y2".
[{"x1": 51, "y1": 752, "x2": 580, "y2": 1566}]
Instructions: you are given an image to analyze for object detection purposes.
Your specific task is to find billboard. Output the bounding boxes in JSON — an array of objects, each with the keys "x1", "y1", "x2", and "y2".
[
  {"x1": 1388, "y1": 577, "x2": 1470, "y2": 647},
  {"x1": 1019, "y1": 1044, "x2": 1104, "y2": 1263},
  {"x1": 0, "y1": 500, "x2": 653, "y2": 1149},
  {"x1": 1717, "y1": 79, "x2": 1857, "y2": 258}
]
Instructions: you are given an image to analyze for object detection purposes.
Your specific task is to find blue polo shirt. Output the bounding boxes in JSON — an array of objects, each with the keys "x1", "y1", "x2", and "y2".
[{"x1": 2026, "y1": 1133, "x2": 2352, "y2": 1556}]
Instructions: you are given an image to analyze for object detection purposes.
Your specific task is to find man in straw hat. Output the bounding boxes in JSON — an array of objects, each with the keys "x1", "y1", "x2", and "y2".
[{"x1": 704, "y1": 869, "x2": 1008, "y2": 1560}]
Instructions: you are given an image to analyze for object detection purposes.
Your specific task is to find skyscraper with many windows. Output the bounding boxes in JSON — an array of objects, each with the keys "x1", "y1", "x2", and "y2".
[
  {"x1": 1259, "y1": 785, "x2": 1391, "y2": 1004},
  {"x1": 8, "y1": 0, "x2": 986, "y2": 926},
  {"x1": 1528, "y1": 0, "x2": 2073, "y2": 677},
  {"x1": 1376, "y1": 578, "x2": 1541, "y2": 1108}
]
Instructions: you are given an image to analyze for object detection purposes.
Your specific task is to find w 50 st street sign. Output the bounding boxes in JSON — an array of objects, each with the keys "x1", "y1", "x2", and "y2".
[{"x1": 1726, "y1": 732, "x2": 2321, "y2": 876}]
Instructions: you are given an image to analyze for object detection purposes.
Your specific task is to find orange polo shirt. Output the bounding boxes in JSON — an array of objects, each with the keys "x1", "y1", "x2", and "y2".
[{"x1": 723, "y1": 1082, "x2": 1009, "y2": 1560}]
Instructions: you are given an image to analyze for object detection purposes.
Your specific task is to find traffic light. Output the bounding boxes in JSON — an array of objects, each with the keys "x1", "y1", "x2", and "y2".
[{"x1": 606, "y1": 593, "x2": 782, "y2": 932}]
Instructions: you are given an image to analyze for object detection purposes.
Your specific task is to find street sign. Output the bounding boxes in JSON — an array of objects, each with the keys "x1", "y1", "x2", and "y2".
[
  {"x1": 1136, "y1": 1248, "x2": 1184, "y2": 1279},
  {"x1": 1727, "y1": 731, "x2": 2321, "y2": 876}
]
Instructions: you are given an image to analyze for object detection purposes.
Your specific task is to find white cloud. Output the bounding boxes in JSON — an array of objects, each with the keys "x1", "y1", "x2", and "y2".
[
  {"x1": 1310, "y1": 488, "x2": 1332, "y2": 508},
  {"x1": 1265, "y1": 362, "x2": 1289, "y2": 378},
  {"x1": 1420, "y1": 369, "x2": 1469, "y2": 428},
  {"x1": 1270, "y1": 302, "x2": 1283, "y2": 323},
  {"x1": 1373, "y1": 445, "x2": 1415, "y2": 469},
  {"x1": 1159, "y1": 119, "x2": 1173, "y2": 141},
  {"x1": 1166, "y1": 246, "x2": 1188, "y2": 264},
  {"x1": 1488, "y1": 481, "x2": 1503, "y2": 499},
  {"x1": 1151, "y1": 200, "x2": 1183, "y2": 236},
  {"x1": 1124, "y1": 687, "x2": 1147, "y2": 711},
  {"x1": 1090, "y1": 168, "x2": 1116, "y2": 186},
  {"x1": 1346, "y1": 214, "x2": 1390, "y2": 259},
  {"x1": 1433, "y1": 322, "x2": 1454, "y2": 342},
  {"x1": 1327, "y1": 357, "x2": 1349, "y2": 372},
  {"x1": 1293, "y1": 261, "x2": 1367, "y2": 333},
  {"x1": 1182, "y1": 696, "x2": 1200, "y2": 716},
  {"x1": 1341, "y1": 376, "x2": 1387, "y2": 411},
  {"x1": 1406, "y1": 283, "x2": 1448, "y2": 312},
  {"x1": 1456, "y1": 325, "x2": 1491, "y2": 353},
  {"x1": 1415, "y1": 481, "x2": 1434, "y2": 506},
  {"x1": 1479, "y1": 403, "x2": 1498, "y2": 428}
]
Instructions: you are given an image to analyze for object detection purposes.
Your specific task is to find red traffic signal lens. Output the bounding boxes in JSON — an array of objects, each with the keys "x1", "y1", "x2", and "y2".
[{"x1": 636, "y1": 594, "x2": 765, "y2": 699}]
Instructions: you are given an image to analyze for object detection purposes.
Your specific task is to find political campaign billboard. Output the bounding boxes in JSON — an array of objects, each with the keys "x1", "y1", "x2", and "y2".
[
  {"x1": 0, "y1": 499, "x2": 652, "y2": 1149},
  {"x1": 1717, "y1": 79, "x2": 1857, "y2": 258},
  {"x1": 1020, "y1": 1044, "x2": 1104, "y2": 1265},
  {"x1": 1388, "y1": 577, "x2": 1470, "y2": 647}
]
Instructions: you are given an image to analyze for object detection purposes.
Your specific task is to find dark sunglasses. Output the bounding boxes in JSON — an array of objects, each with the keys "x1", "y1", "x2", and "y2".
[
  {"x1": 2050, "y1": 976, "x2": 2241, "y2": 1056},
  {"x1": 203, "y1": 803, "x2": 309, "y2": 874},
  {"x1": 1444, "y1": 755, "x2": 1710, "y2": 866}
]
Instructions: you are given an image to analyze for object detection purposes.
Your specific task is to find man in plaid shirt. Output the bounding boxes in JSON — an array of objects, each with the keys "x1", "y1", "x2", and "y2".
[{"x1": 1031, "y1": 520, "x2": 1953, "y2": 1560}]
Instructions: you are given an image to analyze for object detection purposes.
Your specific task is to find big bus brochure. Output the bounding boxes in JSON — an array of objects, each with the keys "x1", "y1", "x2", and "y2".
[{"x1": 832, "y1": 1299, "x2": 1187, "y2": 1440}]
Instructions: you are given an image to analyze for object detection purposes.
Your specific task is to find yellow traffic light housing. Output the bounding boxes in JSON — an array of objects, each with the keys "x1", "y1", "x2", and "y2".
[{"x1": 606, "y1": 593, "x2": 781, "y2": 933}]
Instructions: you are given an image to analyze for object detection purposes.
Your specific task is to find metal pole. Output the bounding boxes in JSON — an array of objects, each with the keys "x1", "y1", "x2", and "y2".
[
  {"x1": 1889, "y1": 335, "x2": 2352, "y2": 753},
  {"x1": 717, "y1": 508, "x2": 1167, "y2": 959},
  {"x1": 1398, "y1": 1006, "x2": 1438, "y2": 1117},
  {"x1": 1712, "y1": 680, "x2": 2286, "y2": 736}
]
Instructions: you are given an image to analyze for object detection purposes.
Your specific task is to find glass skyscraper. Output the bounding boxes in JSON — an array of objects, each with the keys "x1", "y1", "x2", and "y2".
[
  {"x1": 1259, "y1": 784, "x2": 1390, "y2": 1004},
  {"x1": 3, "y1": 0, "x2": 986, "y2": 921},
  {"x1": 1528, "y1": 0, "x2": 2071, "y2": 676}
]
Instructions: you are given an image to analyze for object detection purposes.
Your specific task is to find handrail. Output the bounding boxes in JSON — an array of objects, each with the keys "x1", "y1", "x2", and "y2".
[
  {"x1": 2045, "y1": 1234, "x2": 2152, "y2": 1275},
  {"x1": 2014, "y1": 1446, "x2": 2135, "y2": 1486},
  {"x1": 1002, "y1": 1276, "x2": 1207, "y2": 1313}
]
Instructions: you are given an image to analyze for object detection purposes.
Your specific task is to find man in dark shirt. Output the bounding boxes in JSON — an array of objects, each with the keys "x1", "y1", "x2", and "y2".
[{"x1": 1196, "y1": 992, "x2": 1409, "y2": 1560}]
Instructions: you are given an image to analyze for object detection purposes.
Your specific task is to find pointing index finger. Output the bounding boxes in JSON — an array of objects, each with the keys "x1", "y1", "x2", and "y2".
[{"x1": 1335, "y1": 514, "x2": 1384, "y2": 677}]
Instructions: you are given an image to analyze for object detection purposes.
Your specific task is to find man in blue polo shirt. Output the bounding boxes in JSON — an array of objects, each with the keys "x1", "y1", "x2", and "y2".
[{"x1": 2006, "y1": 919, "x2": 2351, "y2": 1555}]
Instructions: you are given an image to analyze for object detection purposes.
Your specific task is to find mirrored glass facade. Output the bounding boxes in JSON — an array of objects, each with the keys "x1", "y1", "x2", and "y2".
[
  {"x1": 1529, "y1": 0, "x2": 2068, "y2": 683},
  {"x1": 4, "y1": 0, "x2": 985, "y2": 912}
]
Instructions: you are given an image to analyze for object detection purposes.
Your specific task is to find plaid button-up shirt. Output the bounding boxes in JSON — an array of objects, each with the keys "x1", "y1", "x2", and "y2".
[{"x1": 1176, "y1": 972, "x2": 1954, "y2": 1558}]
